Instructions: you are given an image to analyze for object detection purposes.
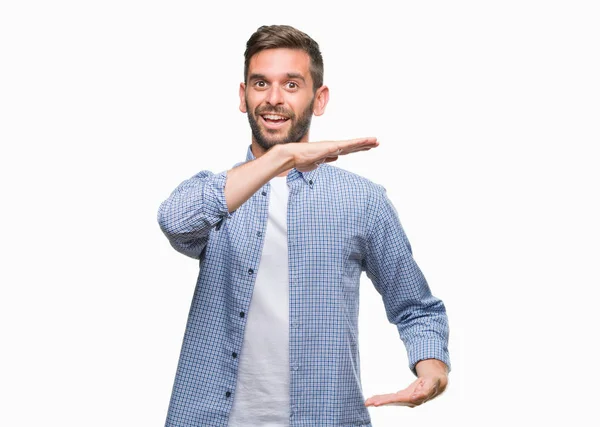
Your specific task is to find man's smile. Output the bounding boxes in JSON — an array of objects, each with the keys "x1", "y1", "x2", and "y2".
[{"x1": 260, "y1": 113, "x2": 290, "y2": 129}]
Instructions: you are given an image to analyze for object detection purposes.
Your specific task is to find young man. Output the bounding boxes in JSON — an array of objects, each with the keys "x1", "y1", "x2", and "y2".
[{"x1": 158, "y1": 25, "x2": 450, "y2": 427}]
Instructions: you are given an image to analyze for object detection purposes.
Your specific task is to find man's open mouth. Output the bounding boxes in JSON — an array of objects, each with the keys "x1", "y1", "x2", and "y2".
[{"x1": 260, "y1": 114, "x2": 290, "y2": 128}]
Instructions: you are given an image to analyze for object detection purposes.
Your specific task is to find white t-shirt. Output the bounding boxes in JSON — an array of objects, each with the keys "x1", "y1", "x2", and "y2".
[{"x1": 228, "y1": 176, "x2": 290, "y2": 427}]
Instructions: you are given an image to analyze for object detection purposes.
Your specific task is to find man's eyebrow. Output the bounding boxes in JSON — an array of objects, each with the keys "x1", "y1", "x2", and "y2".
[
  {"x1": 248, "y1": 73, "x2": 306, "y2": 83},
  {"x1": 287, "y1": 73, "x2": 306, "y2": 82},
  {"x1": 248, "y1": 73, "x2": 266, "y2": 82}
]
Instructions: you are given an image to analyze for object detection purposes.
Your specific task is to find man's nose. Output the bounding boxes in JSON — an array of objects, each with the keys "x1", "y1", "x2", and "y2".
[{"x1": 266, "y1": 85, "x2": 284, "y2": 105}]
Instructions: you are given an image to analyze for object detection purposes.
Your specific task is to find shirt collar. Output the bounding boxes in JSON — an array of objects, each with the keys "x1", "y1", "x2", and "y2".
[{"x1": 245, "y1": 144, "x2": 321, "y2": 186}]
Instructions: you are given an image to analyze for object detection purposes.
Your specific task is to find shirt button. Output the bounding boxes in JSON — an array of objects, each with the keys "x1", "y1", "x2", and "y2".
[
  {"x1": 309, "y1": 180, "x2": 313, "y2": 185},
  {"x1": 292, "y1": 364, "x2": 299, "y2": 371},
  {"x1": 232, "y1": 352, "x2": 237, "y2": 358},
  {"x1": 240, "y1": 312, "x2": 245, "y2": 318},
  {"x1": 225, "y1": 391, "x2": 231, "y2": 398},
  {"x1": 248, "y1": 268, "x2": 254, "y2": 274},
  {"x1": 261, "y1": 191, "x2": 267, "y2": 196},
  {"x1": 256, "y1": 231, "x2": 262, "y2": 237}
]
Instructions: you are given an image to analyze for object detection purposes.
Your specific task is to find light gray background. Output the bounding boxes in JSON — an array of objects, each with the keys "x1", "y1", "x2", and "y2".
[{"x1": 1, "y1": 1, "x2": 598, "y2": 426}]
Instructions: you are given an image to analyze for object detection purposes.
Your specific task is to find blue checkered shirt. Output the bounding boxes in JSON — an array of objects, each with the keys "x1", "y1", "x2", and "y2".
[{"x1": 158, "y1": 145, "x2": 450, "y2": 426}]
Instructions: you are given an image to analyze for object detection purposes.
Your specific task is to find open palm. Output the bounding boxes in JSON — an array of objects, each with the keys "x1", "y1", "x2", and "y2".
[{"x1": 364, "y1": 374, "x2": 447, "y2": 408}]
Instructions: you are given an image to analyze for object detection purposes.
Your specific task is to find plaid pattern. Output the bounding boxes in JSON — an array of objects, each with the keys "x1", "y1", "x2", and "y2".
[{"x1": 158, "y1": 145, "x2": 450, "y2": 427}]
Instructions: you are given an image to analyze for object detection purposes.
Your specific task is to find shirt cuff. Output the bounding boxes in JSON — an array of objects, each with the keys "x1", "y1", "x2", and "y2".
[
  {"x1": 407, "y1": 339, "x2": 451, "y2": 376},
  {"x1": 204, "y1": 170, "x2": 235, "y2": 219}
]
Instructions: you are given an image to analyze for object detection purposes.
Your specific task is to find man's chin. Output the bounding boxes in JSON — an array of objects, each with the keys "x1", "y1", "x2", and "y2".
[{"x1": 257, "y1": 133, "x2": 293, "y2": 148}]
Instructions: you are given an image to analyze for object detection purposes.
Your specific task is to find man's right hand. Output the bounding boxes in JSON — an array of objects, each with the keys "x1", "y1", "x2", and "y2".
[{"x1": 281, "y1": 137, "x2": 379, "y2": 172}]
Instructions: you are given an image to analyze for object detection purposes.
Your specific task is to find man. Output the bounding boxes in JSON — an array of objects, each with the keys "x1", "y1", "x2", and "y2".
[{"x1": 158, "y1": 25, "x2": 450, "y2": 427}]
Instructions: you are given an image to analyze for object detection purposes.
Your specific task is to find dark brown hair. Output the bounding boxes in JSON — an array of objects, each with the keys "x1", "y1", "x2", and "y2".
[{"x1": 244, "y1": 25, "x2": 324, "y2": 92}]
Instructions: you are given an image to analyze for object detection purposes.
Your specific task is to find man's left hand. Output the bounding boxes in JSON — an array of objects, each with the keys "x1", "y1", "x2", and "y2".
[{"x1": 364, "y1": 359, "x2": 448, "y2": 408}]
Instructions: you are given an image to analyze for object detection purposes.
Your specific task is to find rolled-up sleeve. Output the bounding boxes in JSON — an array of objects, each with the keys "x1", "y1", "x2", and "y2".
[
  {"x1": 157, "y1": 170, "x2": 234, "y2": 259},
  {"x1": 363, "y1": 185, "x2": 451, "y2": 375}
]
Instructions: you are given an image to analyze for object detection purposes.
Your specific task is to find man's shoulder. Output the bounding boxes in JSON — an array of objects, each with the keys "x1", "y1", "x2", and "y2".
[{"x1": 320, "y1": 164, "x2": 385, "y2": 195}]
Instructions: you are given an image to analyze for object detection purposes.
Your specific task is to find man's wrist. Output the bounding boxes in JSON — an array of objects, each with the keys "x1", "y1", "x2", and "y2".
[
  {"x1": 267, "y1": 144, "x2": 295, "y2": 175},
  {"x1": 415, "y1": 358, "x2": 449, "y2": 378}
]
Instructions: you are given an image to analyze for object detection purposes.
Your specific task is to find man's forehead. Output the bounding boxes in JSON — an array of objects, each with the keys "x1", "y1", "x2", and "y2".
[{"x1": 248, "y1": 48, "x2": 311, "y2": 77}]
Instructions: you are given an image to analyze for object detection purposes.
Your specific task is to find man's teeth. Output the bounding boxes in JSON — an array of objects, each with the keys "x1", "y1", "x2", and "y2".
[{"x1": 263, "y1": 114, "x2": 288, "y2": 120}]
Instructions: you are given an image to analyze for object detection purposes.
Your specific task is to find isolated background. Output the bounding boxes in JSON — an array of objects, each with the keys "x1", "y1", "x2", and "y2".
[{"x1": 1, "y1": 1, "x2": 598, "y2": 426}]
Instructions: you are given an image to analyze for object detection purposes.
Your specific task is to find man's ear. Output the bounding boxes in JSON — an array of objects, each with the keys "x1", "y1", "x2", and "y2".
[
  {"x1": 239, "y1": 83, "x2": 247, "y2": 113},
  {"x1": 313, "y1": 85, "x2": 330, "y2": 116}
]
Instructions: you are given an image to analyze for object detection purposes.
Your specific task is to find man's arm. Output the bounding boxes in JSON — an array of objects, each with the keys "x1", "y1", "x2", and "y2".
[
  {"x1": 362, "y1": 185, "x2": 450, "y2": 406},
  {"x1": 157, "y1": 145, "x2": 292, "y2": 259},
  {"x1": 158, "y1": 138, "x2": 378, "y2": 258},
  {"x1": 223, "y1": 144, "x2": 294, "y2": 213}
]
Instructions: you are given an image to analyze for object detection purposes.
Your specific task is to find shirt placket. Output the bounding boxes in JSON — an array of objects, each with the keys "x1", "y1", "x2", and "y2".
[{"x1": 225, "y1": 184, "x2": 271, "y2": 405}]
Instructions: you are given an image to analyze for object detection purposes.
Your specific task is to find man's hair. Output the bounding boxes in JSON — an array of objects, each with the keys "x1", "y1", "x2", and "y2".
[{"x1": 244, "y1": 25, "x2": 324, "y2": 92}]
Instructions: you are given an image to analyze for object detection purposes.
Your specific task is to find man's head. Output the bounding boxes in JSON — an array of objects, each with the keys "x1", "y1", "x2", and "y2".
[{"x1": 239, "y1": 25, "x2": 329, "y2": 152}]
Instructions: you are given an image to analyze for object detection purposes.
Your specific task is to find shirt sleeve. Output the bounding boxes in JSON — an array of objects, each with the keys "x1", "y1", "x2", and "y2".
[
  {"x1": 363, "y1": 185, "x2": 451, "y2": 375},
  {"x1": 157, "y1": 169, "x2": 234, "y2": 259}
]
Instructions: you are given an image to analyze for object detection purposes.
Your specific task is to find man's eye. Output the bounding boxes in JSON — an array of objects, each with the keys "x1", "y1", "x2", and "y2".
[
  {"x1": 255, "y1": 81, "x2": 266, "y2": 88},
  {"x1": 287, "y1": 82, "x2": 298, "y2": 89}
]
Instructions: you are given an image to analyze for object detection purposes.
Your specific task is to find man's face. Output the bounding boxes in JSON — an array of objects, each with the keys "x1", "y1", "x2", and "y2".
[{"x1": 240, "y1": 48, "x2": 317, "y2": 151}]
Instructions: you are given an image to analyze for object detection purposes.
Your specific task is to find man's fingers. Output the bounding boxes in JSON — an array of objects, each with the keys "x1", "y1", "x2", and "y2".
[
  {"x1": 344, "y1": 137, "x2": 378, "y2": 149},
  {"x1": 335, "y1": 137, "x2": 378, "y2": 151},
  {"x1": 364, "y1": 390, "x2": 413, "y2": 407},
  {"x1": 365, "y1": 377, "x2": 442, "y2": 408},
  {"x1": 344, "y1": 146, "x2": 375, "y2": 154},
  {"x1": 333, "y1": 142, "x2": 378, "y2": 157},
  {"x1": 337, "y1": 136, "x2": 377, "y2": 145},
  {"x1": 300, "y1": 137, "x2": 378, "y2": 170}
]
